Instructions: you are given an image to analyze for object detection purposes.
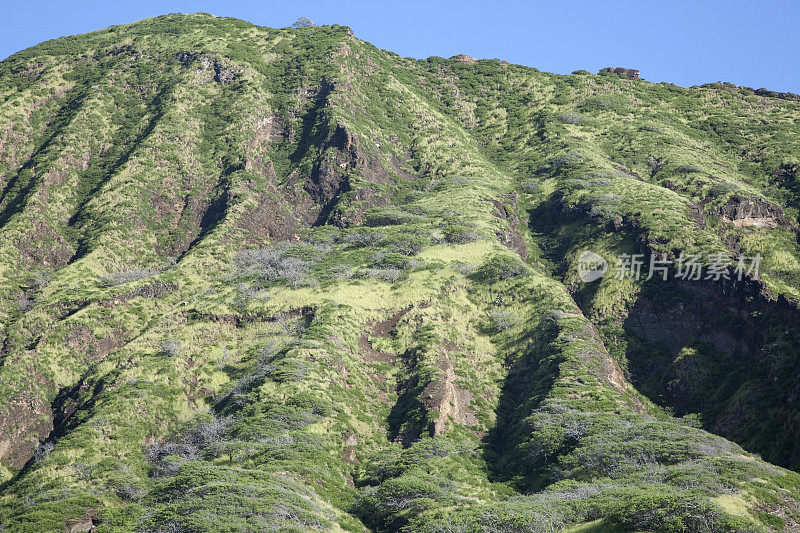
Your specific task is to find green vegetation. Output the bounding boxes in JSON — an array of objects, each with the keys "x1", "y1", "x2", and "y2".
[{"x1": 0, "y1": 12, "x2": 799, "y2": 532}]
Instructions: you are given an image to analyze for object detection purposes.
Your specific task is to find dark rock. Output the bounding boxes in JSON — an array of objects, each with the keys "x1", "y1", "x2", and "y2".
[
  {"x1": 719, "y1": 195, "x2": 791, "y2": 228},
  {"x1": 599, "y1": 67, "x2": 640, "y2": 80}
]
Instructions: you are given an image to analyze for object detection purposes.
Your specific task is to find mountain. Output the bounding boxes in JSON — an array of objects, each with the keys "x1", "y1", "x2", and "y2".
[{"x1": 0, "y1": 12, "x2": 799, "y2": 532}]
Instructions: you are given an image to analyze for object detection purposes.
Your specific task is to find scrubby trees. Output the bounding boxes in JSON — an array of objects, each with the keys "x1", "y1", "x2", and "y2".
[{"x1": 292, "y1": 17, "x2": 317, "y2": 28}]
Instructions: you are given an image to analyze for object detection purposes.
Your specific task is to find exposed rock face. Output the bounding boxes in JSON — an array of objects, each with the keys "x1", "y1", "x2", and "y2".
[
  {"x1": 0, "y1": 388, "x2": 53, "y2": 468},
  {"x1": 599, "y1": 66, "x2": 640, "y2": 79},
  {"x1": 65, "y1": 510, "x2": 99, "y2": 532},
  {"x1": 451, "y1": 54, "x2": 477, "y2": 64},
  {"x1": 424, "y1": 349, "x2": 478, "y2": 436},
  {"x1": 487, "y1": 195, "x2": 528, "y2": 259},
  {"x1": 538, "y1": 193, "x2": 800, "y2": 470},
  {"x1": 625, "y1": 267, "x2": 800, "y2": 470},
  {"x1": 719, "y1": 195, "x2": 791, "y2": 228}
]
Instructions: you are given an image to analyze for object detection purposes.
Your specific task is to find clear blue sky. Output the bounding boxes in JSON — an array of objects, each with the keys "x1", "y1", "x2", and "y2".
[{"x1": 2, "y1": 0, "x2": 799, "y2": 93}]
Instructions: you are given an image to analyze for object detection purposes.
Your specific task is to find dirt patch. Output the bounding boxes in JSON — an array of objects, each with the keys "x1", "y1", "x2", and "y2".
[
  {"x1": 0, "y1": 376, "x2": 53, "y2": 468},
  {"x1": 66, "y1": 324, "x2": 127, "y2": 362},
  {"x1": 358, "y1": 307, "x2": 411, "y2": 363},
  {"x1": 423, "y1": 348, "x2": 479, "y2": 435},
  {"x1": 89, "y1": 332, "x2": 125, "y2": 362},
  {"x1": 687, "y1": 203, "x2": 707, "y2": 229},
  {"x1": 342, "y1": 429, "x2": 358, "y2": 464},
  {"x1": 236, "y1": 168, "x2": 314, "y2": 245},
  {"x1": 358, "y1": 333, "x2": 394, "y2": 363},
  {"x1": 65, "y1": 509, "x2": 99, "y2": 532},
  {"x1": 726, "y1": 216, "x2": 781, "y2": 229},
  {"x1": 373, "y1": 307, "x2": 411, "y2": 337},
  {"x1": 15, "y1": 217, "x2": 75, "y2": 268}
]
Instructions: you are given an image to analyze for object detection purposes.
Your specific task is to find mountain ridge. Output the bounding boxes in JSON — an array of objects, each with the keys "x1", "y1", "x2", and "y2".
[{"x1": 0, "y1": 13, "x2": 799, "y2": 531}]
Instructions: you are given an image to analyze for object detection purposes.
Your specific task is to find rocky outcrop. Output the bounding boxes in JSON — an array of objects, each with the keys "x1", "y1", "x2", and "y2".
[
  {"x1": 451, "y1": 54, "x2": 477, "y2": 65},
  {"x1": 624, "y1": 261, "x2": 800, "y2": 470},
  {"x1": 487, "y1": 194, "x2": 528, "y2": 259},
  {"x1": 424, "y1": 348, "x2": 478, "y2": 435},
  {"x1": 719, "y1": 195, "x2": 791, "y2": 228},
  {"x1": 304, "y1": 116, "x2": 393, "y2": 226},
  {"x1": 0, "y1": 388, "x2": 52, "y2": 468},
  {"x1": 599, "y1": 67, "x2": 640, "y2": 80}
]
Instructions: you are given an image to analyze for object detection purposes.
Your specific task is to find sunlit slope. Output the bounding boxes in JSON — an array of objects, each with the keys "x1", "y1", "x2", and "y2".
[{"x1": 0, "y1": 13, "x2": 798, "y2": 532}]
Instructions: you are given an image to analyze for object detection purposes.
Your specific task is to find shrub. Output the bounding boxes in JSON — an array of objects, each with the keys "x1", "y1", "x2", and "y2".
[
  {"x1": 551, "y1": 152, "x2": 583, "y2": 169},
  {"x1": 520, "y1": 178, "x2": 541, "y2": 194},
  {"x1": 236, "y1": 282, "x2": 268, "y2": 303},
  {"x1": 555, "y1": 112, "x2": 586, "y2": 124},
  {"x1": 74, "y1": 461, "x2": 95, "y2": 481},
  {"x1": 373, "y1": 252, "x2": 414, "y2": 269},
  {"x1": 159, "y1": 339, "x2": 181, "y2": 357},
  {"x1": 23, "y1": 271, "x2": 51, "y2": 291},
  {"x1": 443, "y1": 224, "x2": 479, "y2": 244},
  {"x1": 356, "y1": 472, "x2": 455, "y2": 529},
  {"x1": 329, "y1": 265, "x2": 355, "y2": 280},
  {"x1": 99, "y1": 268, "x2": 158, "y2": 287},
  {"x1": 15, "y1": 293, "x2": 33, "y2": 312},
  {"x1": 487, "y1": 309, "x2": 517, "y2": 332},
  {"x1": 380, "y1": 233, "x2": 429, "y2": 256},
  {"x1": 341, "y1": 230, "x2": 386, "y2": 248},
  {"x1": 451, "y1": 261, "x2": 478, "y2": 275},
  {"x1": 473, "y1": 255, "x2": 529, "y2": 283},
  {"x1": 363, "y1": 267, "x2": 403, "y2": 282},
  {"x1": 588, "y1": 193, "x2": 623, "y2": 221},
  {"x1": 602, "y1": 490, "x2": 739, "y2": 532},
  {"x1": 270, "y1": 357, "x2": 310, "y2": 383},
  {"x1": 365, "y1": 207, "x2": 423, "y2": 227},
  {"x1": 234, "y1": 244, "x2": 322, "y2": 288},
  {"x1": 292, "y1": 17, "x2": 316, "y2": 28},
  {"x1": 579, "y1": 96, "x2": 630, "y2": 114},
  {"x1": 677, "y1": 164, "x2": 702, "y2": 174}
]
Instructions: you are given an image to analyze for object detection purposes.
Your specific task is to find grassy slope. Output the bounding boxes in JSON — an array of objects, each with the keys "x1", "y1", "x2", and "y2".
[{"x1": 0, "y1": 13, "x2": 798, "y2": 532}]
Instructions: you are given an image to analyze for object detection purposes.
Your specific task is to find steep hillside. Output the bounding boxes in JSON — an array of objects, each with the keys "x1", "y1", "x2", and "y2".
[{"x1": 0, "y1": 13, "x2": 799, "y2": 532}]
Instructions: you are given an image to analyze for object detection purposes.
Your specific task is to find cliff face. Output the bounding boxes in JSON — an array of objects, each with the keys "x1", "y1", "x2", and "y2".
[
  {"x1": 1, "y1": 13, "x2": 800, "y2": 532},
  {"x1": 624, "y1": 272, "x2": 800, "y2": 470}
]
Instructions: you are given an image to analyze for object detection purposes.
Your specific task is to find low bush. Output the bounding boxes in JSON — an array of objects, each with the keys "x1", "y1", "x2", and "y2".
[
  {"x1": 472, "y1": 255, "x2": 529, "y2": 283},
  {"x1": 380, "y1": 232, "x2": 429, "y2": 255},
  {"x1": 520, "y1": 178, "x2": 541, "y2": 194},
  {"x1": 99, "y1": 268, "x2": 158, "y2": 287},
  {"x1": 364, "y1": 207, "x2": 423, "y2": 227},
  {"x1": 159, "y1": 338, "x2": 181, "y2": 357},
  {"x1": 234, "y1": 243, "x2": 322, "y2": 288},
  {"x1": 551, "y1": 151, "x2": 583, "y2": 169},
  {"x1": 443, "y1": 224, "x2": 479, "y2": 244},
  {"x1": 487, "y1": 309, "x2": 517, "y2": 332},
  {"x1": 341, "y1": 229, "x2": 386, "y2": 248},
  {"x1": 555, "y1": 112, "x2": 586, "y2": 124},
  {"x1": 372, "y1": 252, "x2": 415, "y2": 270},
  {"x1": 363, "y1": 267, "x2": 403, "y2": 282}
]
